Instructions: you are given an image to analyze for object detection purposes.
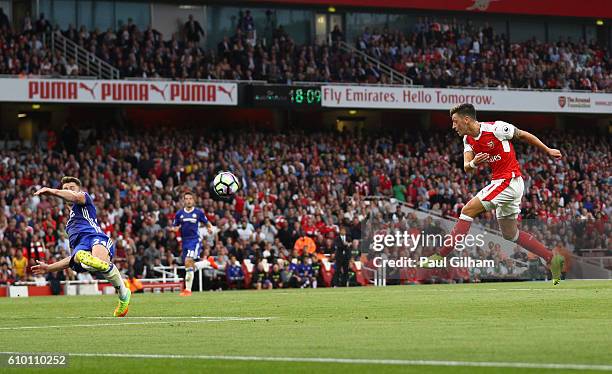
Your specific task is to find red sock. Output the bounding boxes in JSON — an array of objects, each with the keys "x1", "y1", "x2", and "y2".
[
  {"x1": 517, "y1": 231, "x2": 553, "y2": 262},
  {"x1": 440, "y1": 216, "x2": 472, "y2": 257}
]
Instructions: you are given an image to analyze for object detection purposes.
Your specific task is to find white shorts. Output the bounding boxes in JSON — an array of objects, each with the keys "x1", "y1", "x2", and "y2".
[{"x1": 476, "y1": 176, "x2": 524, "y2": 219}]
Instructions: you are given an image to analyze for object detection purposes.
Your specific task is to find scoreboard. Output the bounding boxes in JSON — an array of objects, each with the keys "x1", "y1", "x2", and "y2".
[{"x1": 249, "y1": 85, "x2": 322, "y2": 108}]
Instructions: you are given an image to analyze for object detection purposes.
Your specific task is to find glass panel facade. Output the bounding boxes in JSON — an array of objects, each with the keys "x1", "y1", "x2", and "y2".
[
  {"x1": 509, "y1": 19, "x2": 545, "y2": 42},
  {"x1": 76, "y1": 0, "x2": 92, "y2": 29},
  {"x1": 206, "y1": 6, "x2": 312, "y2": 48},
  {"x1": 37, "y1": 0, "x2": 148, "y2": 31},
  {"x1": 115, "y1": 2, "x2": 150, "y2": 30},
  {"x1": 549, "y1": 22, "x2": 584, "y2": 43},
  {"x1": 53, "y1": 0, "x2": 76, "y2": 29},
  {"x1": 93, "y1": 1, "x2": 114, "y2": 31},
  {"x1": 275, "y1": 9, "x2": 311, "y2": 44}
]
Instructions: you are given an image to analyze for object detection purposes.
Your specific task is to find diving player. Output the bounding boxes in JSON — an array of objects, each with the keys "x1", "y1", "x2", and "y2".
[{"x1": 32, "y1": 176, "x2": 131, "y2": 316}]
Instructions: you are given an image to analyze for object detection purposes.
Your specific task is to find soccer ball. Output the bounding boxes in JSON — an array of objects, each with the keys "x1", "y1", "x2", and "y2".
[{"x1": 213, "y1": 171, "x2": 240, "y2": 197}]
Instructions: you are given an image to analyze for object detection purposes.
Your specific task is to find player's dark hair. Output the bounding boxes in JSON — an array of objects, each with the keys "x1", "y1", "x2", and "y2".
[
  {"x1": 61, "y1": 176, "x2": 81, "y2": 187},
  {"x1": 183, "y1": 190, "x2": 194, "y2": 198},
  {"x1": 450, "y1": 103, "x2": 477, "y2": 120}
]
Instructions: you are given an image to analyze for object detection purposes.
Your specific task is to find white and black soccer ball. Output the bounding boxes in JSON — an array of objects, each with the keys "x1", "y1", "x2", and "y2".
[{"x1": 213, "y1": 171, "x2": 240, "y2": 197}]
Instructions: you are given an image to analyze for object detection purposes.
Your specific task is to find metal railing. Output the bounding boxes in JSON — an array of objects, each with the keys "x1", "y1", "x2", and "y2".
[
  {"x1": 578, "y1": 256, "x2": 612, "y2": 269},
  {"x1": 446, "y1": 85, "x2": 602, "y2": 93},
  {"x1": 338, "y1": 41, "x2": 413, "y2": 86},
  {"x1": 48, "y1": 31, "x2": 120, "y2": 80},
  {"x1": 153, "y1": 264, "x2": 225, "y2": 292}
]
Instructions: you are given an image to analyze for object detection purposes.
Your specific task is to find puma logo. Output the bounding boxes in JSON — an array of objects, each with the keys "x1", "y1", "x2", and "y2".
[
  {"x1": 79, "y1": 82, "x2": 98, "y2": 99},
  {"x1": 150, "y1": 84, "x2": 168, "y2": 100},
  {"x1": 218, "y1": 85, "x2": 235, "y2": 101}
]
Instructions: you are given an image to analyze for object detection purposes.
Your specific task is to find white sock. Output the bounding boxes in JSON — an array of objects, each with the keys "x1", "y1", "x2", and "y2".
[
  {"x1": 312, "y1": 279, "x2": 317, "y2": 289},
  {"x1": 103, "y1": 264, "x2": 128, "y2": 299},
  {"x1": 185, "y1": 269, "x2": 194, "y2": 291}
]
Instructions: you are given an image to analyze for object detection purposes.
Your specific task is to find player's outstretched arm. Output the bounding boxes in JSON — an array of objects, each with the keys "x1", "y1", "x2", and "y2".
[
  {"x1": 513, "y1": 128, "x2": 562, "y2": 159},
  {"x1": 34, "y1": 187, "x2": 86, "y2": 204},
  {"x1": 31, "y1": 257, "x2": 71, "y2": 275}
]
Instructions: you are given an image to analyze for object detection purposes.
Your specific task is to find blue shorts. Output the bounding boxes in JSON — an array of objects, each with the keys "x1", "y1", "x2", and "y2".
[
  {"x1": 69, "y1": 234, "x2": 115, "y2": 273},
  {"x1": 182, "y1": 239, "x2": 202, "y2": 261}
]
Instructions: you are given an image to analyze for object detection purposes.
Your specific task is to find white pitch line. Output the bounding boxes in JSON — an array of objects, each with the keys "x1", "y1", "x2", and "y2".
[
  {"x1": 0, "y1": 317, "x2": 272, "y2": 331},
  {"x1": 56, "y1": 316, "x2": 273, "y2": 320},
  {"x1": 0, "y1": 352, "x2": 610, "y2": 371}
]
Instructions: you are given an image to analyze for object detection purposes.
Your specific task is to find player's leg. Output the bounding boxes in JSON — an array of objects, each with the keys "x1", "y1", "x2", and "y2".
[
  {"x1": 89, "y1": 244, "x2": 131, "y2": 310},
  {"x1": 423, "y1": 189, "x2": 488, "y2": 267},
  {"x1": 181, "y1": 242, "x2": 200, "y2": 296},
  {"x1": 181, "y1": 239, "x2": 202, "y2": 296},
  {"x1": 438, "y1": 196, "x2": 486, "y2": 257},
  {"x1": 73, "y1": 239, "x2": 131, "y2": 316},
  {"x1": 497, "y1": 217, "x2": 552, "y2": 261},
  {"x1": 181, "y1": 256, "x2": 195, "y2": 296},
  {"x1": 74, "y1": 241, "x2": 111, "y2": 272},
  {"x1": 496, "y1": 177, "x2": 564, "y2": 285}
]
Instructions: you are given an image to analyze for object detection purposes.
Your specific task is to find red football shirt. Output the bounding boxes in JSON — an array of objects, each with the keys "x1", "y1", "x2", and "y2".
[{"x1": 463, "y1": 121, "x2": 522, "y2": 180}]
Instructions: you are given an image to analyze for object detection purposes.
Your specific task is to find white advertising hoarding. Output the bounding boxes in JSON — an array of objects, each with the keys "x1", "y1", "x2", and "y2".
[
  {"x1": 322, "y1": 85, "x2": 612, "y2": 114},
  {"x1": 0, "y1": 78, "x2": 238, "y2": 106}
]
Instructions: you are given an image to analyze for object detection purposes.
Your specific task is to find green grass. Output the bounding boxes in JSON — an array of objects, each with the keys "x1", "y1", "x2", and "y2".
[{"x1": 0, "y1": 281, "x2": 611, "y2": 373}]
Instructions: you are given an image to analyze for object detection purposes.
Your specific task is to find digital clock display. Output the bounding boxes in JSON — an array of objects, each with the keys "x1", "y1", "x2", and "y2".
[
  {"x1": 289, "y1": 88, "x2": 321, "y2": 105},
  {"x1": 251, "y1": 85, "x2": 322, "y2": 107}
]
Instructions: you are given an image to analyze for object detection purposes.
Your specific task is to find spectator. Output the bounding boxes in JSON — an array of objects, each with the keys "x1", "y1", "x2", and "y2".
[
  {"x1": 227, "y1": 255, "x2": 244, "y2": 288},
  {"x1": 0, "y1": 262, "x2": 14, "y2": 284},
  {"x1": 332, "y1": 226, "x2": 351, "y2": 287},
  {"x1": 35, "y1": 13, "x2": 50, "y2": 34},
  {"x1": 0, "y1": 7, "x2": 10, "y2": 30},
  {"x1": 12, "y1": 249, "x2": 27, "y2": 281},
  {"x1": 331, "y1": 25, "x2": 344, "y2": 42},
  {"x1": 269, "y1": 263, "x2": 283, "y2": 289},
  {"x1": 239, "y1": 10, "x2": 255, "y2": 34},
  {"x1": 184, "y1": 14, "x2": 205, "y2": 44},
  {"x1": 253, "y1": 261, "x2": 271, "y2": 290},
  {"x1": 22, "y1": 12, "x2": 32, "y2": 34}
]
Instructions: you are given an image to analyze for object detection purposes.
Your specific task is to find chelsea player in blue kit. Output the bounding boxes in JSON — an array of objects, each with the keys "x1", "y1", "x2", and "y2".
[
  {"x1": 31, "y1": 176, "x2": 131, "y2": 316},
  {"x1": 173, "y1": 191, "x2": 213, "y2": 296}
]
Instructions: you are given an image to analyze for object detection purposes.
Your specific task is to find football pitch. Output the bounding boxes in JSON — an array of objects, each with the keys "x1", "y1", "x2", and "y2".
[{"x1": 1, "y1": 281, "x2": 611, "y2": 373}]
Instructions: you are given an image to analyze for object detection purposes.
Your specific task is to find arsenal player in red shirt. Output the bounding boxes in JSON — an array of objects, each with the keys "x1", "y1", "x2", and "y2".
[{"x1": 431, "y1": 103, "x2": 565, "y2": 285}]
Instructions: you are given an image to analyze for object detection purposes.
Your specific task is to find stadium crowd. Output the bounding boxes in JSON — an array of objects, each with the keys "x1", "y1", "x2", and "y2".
[
  {"x1": 0, "y1": 127, "x2": 609, "y2": 287},
  {"x1": 0, "y1": 12, "x2": 74, "y2": 76},
  {"x1": 0, "y1": 10, "x2": 609, "y2": 90}
]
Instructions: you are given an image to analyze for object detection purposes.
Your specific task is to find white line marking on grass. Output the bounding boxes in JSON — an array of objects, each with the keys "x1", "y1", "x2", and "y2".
[
  {"x1": 0, "y1": 317, "x2": 273, "y2": 331},
  {"x1": 0, "y1": 352, "x2": 610, "y2": 371},
  {"x1": 56, "y1": 316, "x2": 272, "y2": 320},
  {"x1": 484, "y1": 288, "x2": 570, "y2": 291}
]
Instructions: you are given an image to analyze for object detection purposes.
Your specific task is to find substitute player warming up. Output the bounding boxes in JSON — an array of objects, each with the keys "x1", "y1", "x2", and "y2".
[
  {"x1": 31, "y1": 176, "x2": 131, "y2": 316},
  {"x1": 430, "y1": 104, "x2": 565, "y2": 285},
  {"x1": 173, "y1": 191, "x2": 213, "y2": 296}
]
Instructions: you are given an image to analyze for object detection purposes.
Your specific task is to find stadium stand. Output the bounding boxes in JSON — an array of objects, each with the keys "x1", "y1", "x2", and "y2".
[
  {"x1": 0, "y1": 6, "x2": 609, "y2": 288},
  {"x1": 0, "y1": 128, "x2": 609, "y2": 287},
  {"x1": 1, "y1": 12, "x2": 609, "y2": 90}
]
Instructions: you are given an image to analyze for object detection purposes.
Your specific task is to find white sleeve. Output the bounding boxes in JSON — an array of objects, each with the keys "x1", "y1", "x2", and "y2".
[
  {"x1": 463, "y1": 136, "x2": 473, "y2": 153},
  {"x1": 493, "y1": 121, "x2": 515, "y2": 140}
]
